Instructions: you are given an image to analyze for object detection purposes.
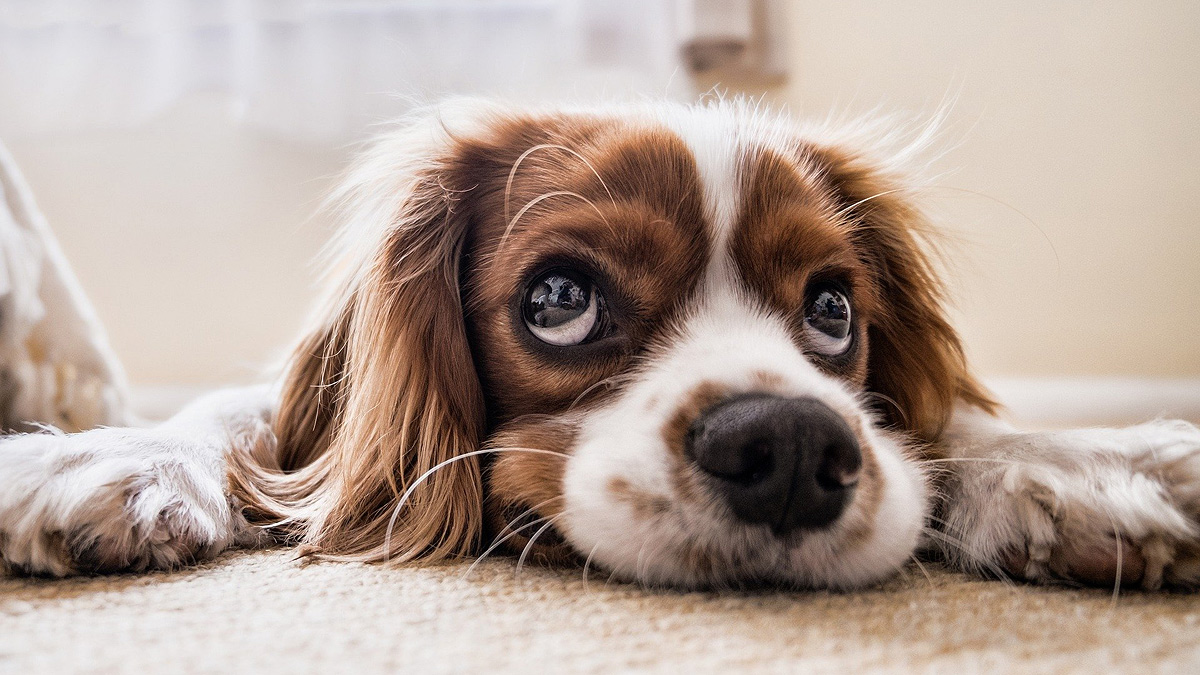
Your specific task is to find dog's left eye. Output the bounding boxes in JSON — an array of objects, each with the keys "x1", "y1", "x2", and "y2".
[
  {"x1": 523, "y1": 270, "x2": 603, "y2": 346},
  {"x1": 804, "y1": 285, "x2": 853, "y2": 356}
]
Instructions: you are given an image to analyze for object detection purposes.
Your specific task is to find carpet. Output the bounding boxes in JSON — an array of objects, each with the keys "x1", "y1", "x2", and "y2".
[{"x1": 2, "y1": 549, "x2": 1198, "y2": 674}]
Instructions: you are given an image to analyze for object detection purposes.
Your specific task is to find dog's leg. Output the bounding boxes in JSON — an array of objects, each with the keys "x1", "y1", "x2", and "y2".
[
  {"x1": 0, "y1": 386, "x2": 275, "y2": 576},
  {"x1": 933, "y1": 405, "x2": 1200, "y2": 589}
]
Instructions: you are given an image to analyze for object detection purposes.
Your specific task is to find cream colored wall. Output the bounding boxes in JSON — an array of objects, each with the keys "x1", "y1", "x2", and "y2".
[
  {"x1": 766, "y1": 1, "x2": 1200, "y2": 377},
  {"x1": 7, "y1": 2, "x2": 1199, "y2": 385},
  {"x1": 7, "y1": 96, "x2": 340, "y2": 385}
]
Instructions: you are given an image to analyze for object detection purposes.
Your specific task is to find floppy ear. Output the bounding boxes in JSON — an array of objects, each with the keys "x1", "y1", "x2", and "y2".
[
  {"x1": 813, "y1": 146, "x2": 996, "y2": 443},
  {"x1": 231, "y1": 111, "x2": 487, "y2": 562}
]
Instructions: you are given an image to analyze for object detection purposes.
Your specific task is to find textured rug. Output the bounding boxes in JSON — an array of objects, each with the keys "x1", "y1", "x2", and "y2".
[{"x1": 2, "y1": 549, "x2": 1198, "y2": 674}]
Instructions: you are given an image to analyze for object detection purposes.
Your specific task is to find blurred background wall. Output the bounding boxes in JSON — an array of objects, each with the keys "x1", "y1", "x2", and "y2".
[{"x1": 2, "y1": 0, "x2": 1197, "y2": 388}]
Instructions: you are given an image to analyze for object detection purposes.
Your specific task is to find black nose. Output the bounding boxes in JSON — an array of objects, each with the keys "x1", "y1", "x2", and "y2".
[{"x1": 685, "y1": 394, "x2": 862, "y2": 533}]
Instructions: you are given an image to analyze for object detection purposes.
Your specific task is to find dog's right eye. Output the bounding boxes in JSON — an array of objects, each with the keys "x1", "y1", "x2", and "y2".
[
  {"x1": 523, "y1": 270, "x2": 604, "y2": 346},
  {"x1": 803, "y1": 284, "x2": 853, "y2": 357}
]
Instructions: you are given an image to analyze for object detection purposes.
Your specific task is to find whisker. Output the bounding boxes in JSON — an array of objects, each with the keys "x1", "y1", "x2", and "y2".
[
  {"x1": 604, "y1": 567, "x2": 621, "y2": 590},
  {"x1": 924, "y1": 513, "x2": 952, "y2": 529},
  {"x1": 924, "y1": 185, "x2": 1062, "y2": 277},
  {"x1": 633, "y1": 533, "x2": 670, "y2": 587},
  {"x1": 382, "y1": 447, "x2": 569, "y2": 562},
  {"x1": 922, "y1": 457, "x2": 1024, "y2": 467},
  {"x1": 922, "y1": 526, "x2": 1013, "y2": 584},
  {"x1": 632, "y1": 537, "x2": 652, "y2": 587},
  {"x1": 859, "y1": 391, "x2": 909, "y2": 427},
  {"x1": 461, "y1": 516, "x2": 552, "y2": 581},
  {"x1": 568, "y1": 373, "x2": 637, "y2": 411},
  {"x1": 493, "y1": 495, "x2": 566, "y2": 542},
  {"x1": 496, "y1": 190, "x2": 609, "y2": 259},
  {"x1": 910, "y1": 554, "x2": 935, "y2": 588},
  {"x1": 462, "y1": 494, "x2": 567, "y2": 581},
  {"x1": 1097, "y1": 502, "x2": 1125, "y2": 608},
  {"x1": 582, "y1": 541, "x2": 604, "y2": 594},
  {"x1": 504, "y1": 143, "x2": 618, "y2": 226},
  {"x1": 516, "y1": 515, "x2": 565, "y2": 572}
]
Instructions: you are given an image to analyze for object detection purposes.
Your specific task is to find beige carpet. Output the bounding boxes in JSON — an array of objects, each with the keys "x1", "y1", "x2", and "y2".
[{"x1": 2, "y1": 549, "x2": 1199, "y2": 674}]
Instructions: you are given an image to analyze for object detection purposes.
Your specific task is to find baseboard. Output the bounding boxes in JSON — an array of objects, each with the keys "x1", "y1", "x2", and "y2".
[{"x1": 986, "y1": 376, "x2": 1200, "y2": 428}]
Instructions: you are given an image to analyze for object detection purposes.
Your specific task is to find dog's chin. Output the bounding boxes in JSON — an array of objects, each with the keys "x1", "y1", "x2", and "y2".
[{"x1": 557, "y1": 424, "x2": 928, "y2": 591}]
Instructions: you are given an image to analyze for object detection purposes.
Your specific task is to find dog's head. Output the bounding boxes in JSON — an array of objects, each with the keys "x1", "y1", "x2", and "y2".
[{"x1": 241, "y1": 99, "x2": 993, "y2": 589}]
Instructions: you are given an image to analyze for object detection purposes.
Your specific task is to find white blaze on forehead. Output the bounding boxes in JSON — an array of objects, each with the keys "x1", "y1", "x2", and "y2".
[{"x1": 655, "y1": 107, "x2": 746, "y2": 282}]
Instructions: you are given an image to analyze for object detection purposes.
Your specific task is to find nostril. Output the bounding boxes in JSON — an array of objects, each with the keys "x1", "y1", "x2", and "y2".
[
  {"x1": 689, "y1": 424, "x2": 776, "y2": 485},
  {"x1": 815, "y1": 441, "x2": 863, "y2": 491},
  {"x1": 742, "y1": 441, "x2": 774, "y2": 484},
  {"x1": 815, "y1": 458, "x2": 860, "y2": 491}
]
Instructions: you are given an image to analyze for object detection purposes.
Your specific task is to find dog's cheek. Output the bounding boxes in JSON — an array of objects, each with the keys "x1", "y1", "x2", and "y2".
[{"x1": 482, "y1": 417, "x2": 580, "y2": 564}]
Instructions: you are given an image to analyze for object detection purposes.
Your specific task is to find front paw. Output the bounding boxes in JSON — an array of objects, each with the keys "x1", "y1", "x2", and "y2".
[
  {"x1": 0, "y1": 428, "x2": 256, "y2": 576},
  {"x1": 938, "y1": 420, "x2": 1200, "y2": 590}
]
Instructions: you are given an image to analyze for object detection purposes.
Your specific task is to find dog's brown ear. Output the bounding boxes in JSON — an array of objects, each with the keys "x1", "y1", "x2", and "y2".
[
  {"x1": 232, "y1": 113, "x2": 487, "y2": 562},
  {"x1": 814, "y1": 146, "x2": 996, "y2": 442}
]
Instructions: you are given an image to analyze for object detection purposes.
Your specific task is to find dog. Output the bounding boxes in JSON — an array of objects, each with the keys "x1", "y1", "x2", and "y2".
[{"x1": 2, "y1": 99, "x2": 1199, "y2": 590}]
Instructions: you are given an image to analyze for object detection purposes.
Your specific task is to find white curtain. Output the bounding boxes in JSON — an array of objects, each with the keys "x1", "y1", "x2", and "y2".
[{"x1": 0, "y1": 0, "x2": 697, "y2": 143}]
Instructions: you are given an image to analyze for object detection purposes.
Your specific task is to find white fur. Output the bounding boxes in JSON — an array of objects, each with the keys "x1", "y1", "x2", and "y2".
[
  {"x1": 936, "y1": 407, "x2": 1200, "y2": 589},
  {"x1": 653, "y1": 104, "x2": 744, "y2": 255},
  {"x1": 0, "y1": 387, "x2": 272, "y2": 576}
]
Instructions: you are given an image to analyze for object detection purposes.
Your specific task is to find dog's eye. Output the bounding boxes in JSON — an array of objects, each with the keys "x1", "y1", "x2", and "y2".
[
  {"x1": 804, "y1": 285, "x2": 852, "y2": 356},
  {"x1": 523, "y1": 270, "x2": 603, "y2": 346}
]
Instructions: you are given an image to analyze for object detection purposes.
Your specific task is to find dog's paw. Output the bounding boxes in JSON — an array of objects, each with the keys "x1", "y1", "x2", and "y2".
[
  {"x1": 0, "y1": 427, "x2": 263, "y2": 576},
  {"x1": 937, "y1": 419, "x2": 1200, "y2": 590}
]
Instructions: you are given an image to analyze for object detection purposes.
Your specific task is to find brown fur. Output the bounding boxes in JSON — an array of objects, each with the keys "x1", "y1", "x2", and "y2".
[
  {"x1": 733, "y1": 144, "x2": 996, "y2": 445},
  {"x1": 227, "y1": 104, "x2": 995, "y2": 570},
  {"x1": 461, "y1": 126, "x2": 710, "y2": 420},
  {"x1": 482, "y1": 415, "x2": 580, "y2": 565},
  {"x1": 230, "y1": 154, "x2": 489, "y2": 562},
  {"x1": 731, "y1": 148, "x2": 875, "y2": 384},
  {"x1": 230, "y1": 112, "x2": 714, "y2": 563},
  {"x1": 806, "y1": 144, "x2": 997, "y2": 445}
]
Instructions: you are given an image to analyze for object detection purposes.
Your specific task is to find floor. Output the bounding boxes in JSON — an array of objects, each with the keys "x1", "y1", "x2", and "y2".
[{"x1": 2, "y1": 549, "x2": 1198, "y2": 674}]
